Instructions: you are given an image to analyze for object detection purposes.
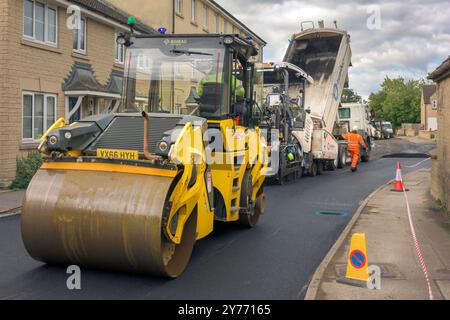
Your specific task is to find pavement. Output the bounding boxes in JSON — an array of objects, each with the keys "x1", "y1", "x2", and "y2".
[
  {"x1": 311, "y1": 168, "x2": 450, "y2": 300},
  {"x1": 0, "y1": 137, "x2": 437, "y2": 299},
  {"x1": 0, "y1": 190, "x2": 25, "y2": 215}
]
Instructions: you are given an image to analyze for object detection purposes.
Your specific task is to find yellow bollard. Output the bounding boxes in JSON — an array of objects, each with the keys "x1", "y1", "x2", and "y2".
[{"x1": 338, "y1": 233, "x2": 370, "y2": 287}]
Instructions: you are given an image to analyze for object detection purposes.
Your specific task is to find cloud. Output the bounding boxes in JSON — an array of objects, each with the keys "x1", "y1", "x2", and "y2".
[{"x1": 216, "y1": 0, "x2": 450, "y2": 98}]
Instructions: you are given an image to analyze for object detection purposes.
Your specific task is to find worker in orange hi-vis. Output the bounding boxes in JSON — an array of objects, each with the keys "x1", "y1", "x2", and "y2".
[{"x1": 342, "y1": 126, "x2": 367, "y2": 172}]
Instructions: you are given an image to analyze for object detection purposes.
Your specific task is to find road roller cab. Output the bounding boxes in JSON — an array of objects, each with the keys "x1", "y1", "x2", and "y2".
[{"x1": 21, "y1": 34, "x2": 268, "y2": 278}]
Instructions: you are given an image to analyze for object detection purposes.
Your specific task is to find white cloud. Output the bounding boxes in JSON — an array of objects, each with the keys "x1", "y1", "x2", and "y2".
[{"x1": 216, "y1": 0, "x2": 450, "y2": 98}]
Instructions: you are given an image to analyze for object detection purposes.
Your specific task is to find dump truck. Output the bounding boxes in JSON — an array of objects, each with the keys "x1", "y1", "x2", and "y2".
[
  {"x1": 338, "y1": 102, "x2": 373, "y2": 162},
  {"x1": 258, "y1": 62, "x2": 316, "y2": 182},
  {"x1": 21, "y1": 33, "x2": 268, "y2": 278},
  {"x1": 283, "y1": 21, "x2": 353, "y2": 173}
]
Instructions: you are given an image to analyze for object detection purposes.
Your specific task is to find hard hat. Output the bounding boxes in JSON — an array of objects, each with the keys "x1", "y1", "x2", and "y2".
[{"x1": 352, "y1": 126, "x2": 359, "y2": 132}]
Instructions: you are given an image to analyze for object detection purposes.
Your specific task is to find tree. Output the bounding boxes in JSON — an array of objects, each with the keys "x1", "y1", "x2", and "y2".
[
  {"x1": 341, "y1": 88, "x2": 362, "y2": 103},
  {"x1": 368, "y1": 77, "x2": 422, "y2": 128}
]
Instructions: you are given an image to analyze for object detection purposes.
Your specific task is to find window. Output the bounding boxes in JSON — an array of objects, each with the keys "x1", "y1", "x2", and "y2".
[
  {"x1": 338, "y1": 108, "x2": 351, "y2": 119},
  {"x1": 214, "y1": 14, "x2": 219, "y2": 33},
  {"x1": 191, "y1": 0, "x2": 197, "y2": 22},
  {"x1": 115, "y1": 32, "x2": 125, "y2": 64},
  {"x1": 73, "y1": 17, "x2": 86, "y2": 53},
  {"x1": 23, "y1": 0, "x2": 58, "y2": 45},
  {"x1": 432, "y1": 100, "x2": 438, "y2": 110},
  {"x1": 203, "y1": 4, "x2": 208, "y2": 29},
  {"x1": 223, "y1": 20, "x2": 228, "y2": 33},
  {"x1": 232, "y1": 25, "x2": 237, "y2": 34},
  {"x1": 22, "y1": 92, "x2": 56, "y2": 141},
  {"x1": 175, "y1": 0, "x2": 183, "y2": 15},
  {"x1": 68, "y1": 97, "x2": 81, "y2": 123}
]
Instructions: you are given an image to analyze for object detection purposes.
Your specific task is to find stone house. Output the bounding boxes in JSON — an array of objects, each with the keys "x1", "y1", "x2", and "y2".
[
  {"x1": 420, "y1": 84, "x2": 438, "y2": 131},
  {"x1": 428, "y1": 56, "x2": 450, "y2": 212},
  {"x1": 0, "y1": 0, "x2": 153, "y2": 188}
]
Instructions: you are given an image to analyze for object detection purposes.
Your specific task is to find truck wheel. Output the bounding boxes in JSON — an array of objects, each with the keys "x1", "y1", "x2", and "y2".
[
  {"x1": 337, "y1": 147, "x2": 347, "y2": 169},
  {"x1": 295, "y1": 166, "x2": 303, "y2": 179},
  {"x1": 239, "y1": 171, "x2": 260, "y2": 228},
  {"x1": 361, "y1": 151, "x2": 370, "y2": 163},
  {"x1": 328, "y1": 159, "x2": 337, "y2": 171},
  {"x1": 309, "y1": 161, "x2": 318, "y2": 177},
  {"x1": 317, "y1": 161, "x2": 324, "y2": 175}
]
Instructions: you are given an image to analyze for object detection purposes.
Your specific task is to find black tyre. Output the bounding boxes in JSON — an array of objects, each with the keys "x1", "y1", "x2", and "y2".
[
  {"x1": 361, "y1": 151, "x2": 370, "y2": 163},
  {"x1": 317, "y1": 161, "x2": 324, "y2": 175},
  {"x1": 238, "y1": 171, "x2": 261, "y2": 228},
  {"x1": 337, "y1": 147, "x2": 347, "y2": 169},
  {"x1": 328, "y1": 159, "x2": 337, "y2": 171},
  {"x1": 309, "y1": 161, "x2": 318, "y2": 177},
  {"x1": 295, "y1": 166, "x2": 303, "y2": 179}
]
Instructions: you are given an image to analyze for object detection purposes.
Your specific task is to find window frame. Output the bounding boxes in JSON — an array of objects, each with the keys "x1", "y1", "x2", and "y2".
[
  {"x1": 175, "y1": 0, "x2": 183, "y2": 16},
  {"x1": 114, "y1": 32, "x2": 125, "y2": 64},
  {"x1": 203, "y1": 4, "x2": 208, "y2": 29},
  {"x1": 22, "y1": 91, "x2": 57, "y2": 143},
  {"x1": 73, "y1": 16, "x2": 87, "y2": 54},
  {"x1": 191, "y1": 0, "x2": 197, "y2": 23},
  {"x1": 432, "y1": 100, "x2": 438, "y2": 110},
  {"x1": 214, "y1": 13, "x2": 219, "y2": 33},
  {"x1": 22, "y1": 0, "x2": 58, "y2": 47}
]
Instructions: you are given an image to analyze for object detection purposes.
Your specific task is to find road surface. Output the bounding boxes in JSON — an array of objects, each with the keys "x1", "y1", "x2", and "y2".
[{"x1": 0, "y1": 139, "x2": 435, "y2": 299}]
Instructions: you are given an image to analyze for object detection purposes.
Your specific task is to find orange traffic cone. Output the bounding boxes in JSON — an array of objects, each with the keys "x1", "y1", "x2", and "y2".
[{"x1": 391, "y1": 161, "x2": 408, "y2": 192}]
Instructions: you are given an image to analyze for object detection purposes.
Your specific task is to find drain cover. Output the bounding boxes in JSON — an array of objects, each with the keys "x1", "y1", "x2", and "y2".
[{"x1": 315, "y1": 211, "x2": 349, "y2": 217}]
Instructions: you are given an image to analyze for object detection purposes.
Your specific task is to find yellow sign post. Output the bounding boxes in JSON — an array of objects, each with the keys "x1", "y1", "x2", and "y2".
[{"x1": 338, "y1": 233, "x2": 370, "y2": 287}]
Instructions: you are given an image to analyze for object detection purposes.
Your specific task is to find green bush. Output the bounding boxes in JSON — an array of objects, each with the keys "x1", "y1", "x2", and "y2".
[{"x1": 10, "y1": 152, "x2": 43, "y2": 190}]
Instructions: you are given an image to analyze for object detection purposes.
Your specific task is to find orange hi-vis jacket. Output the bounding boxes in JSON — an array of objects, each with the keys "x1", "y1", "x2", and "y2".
[{"x1": 342, "y1": 132, "x2": 367, "y2": 152}]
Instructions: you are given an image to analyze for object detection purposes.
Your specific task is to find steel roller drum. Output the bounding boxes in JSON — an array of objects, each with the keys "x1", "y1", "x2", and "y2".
[{"x1": 21, "y1": 168, "x2": 197, "y2": 277}]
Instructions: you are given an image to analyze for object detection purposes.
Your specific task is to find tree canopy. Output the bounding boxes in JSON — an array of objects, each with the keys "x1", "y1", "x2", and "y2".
[
  {"x1": 368, "y1": 77, "x2": 422, "y2": 128},
  {"x1": 341, "y1": 88, "x2": 362, "y2": 103}
]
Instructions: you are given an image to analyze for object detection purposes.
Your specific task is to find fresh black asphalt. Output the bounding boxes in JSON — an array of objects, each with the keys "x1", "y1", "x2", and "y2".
[{"x1": 0, "y1": 154, "x2": 433, "y2": 299}]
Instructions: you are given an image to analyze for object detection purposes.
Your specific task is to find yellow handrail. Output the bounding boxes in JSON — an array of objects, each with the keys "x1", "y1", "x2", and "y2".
[{"x1": 38, "y1": 118, "x2": 66, "y2": 153}]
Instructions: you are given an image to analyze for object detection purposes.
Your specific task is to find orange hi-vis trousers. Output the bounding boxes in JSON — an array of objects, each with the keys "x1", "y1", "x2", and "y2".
[
  {"x1": 342, "y1": 133, "x2": 367, "y2": 169},
  {"x1": 349, "y1": 147, "x2": 360, "y2": 169}
]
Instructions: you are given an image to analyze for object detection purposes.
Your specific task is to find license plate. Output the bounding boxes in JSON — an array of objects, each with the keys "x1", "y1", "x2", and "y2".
[{"x1": 97, "y1": 148, "x2": 139, "y2": 160}]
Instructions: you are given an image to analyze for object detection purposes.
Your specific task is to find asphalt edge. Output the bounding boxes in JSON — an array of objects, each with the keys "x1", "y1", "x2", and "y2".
[
  {"x1": 303, "y1": 178, "x2": 394, "y2": 300},
  {"x1": 0, "y1": 207, "x2": 22, "y2": 218}
]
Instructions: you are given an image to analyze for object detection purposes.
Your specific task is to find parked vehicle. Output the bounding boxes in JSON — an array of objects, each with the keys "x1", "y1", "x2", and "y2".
[
  {"x1": 372, "y1": 120, "x2": 394, "y2": 139},
  {"x1": 338, "y1": 103, "x2": 373, "y2": 162}
]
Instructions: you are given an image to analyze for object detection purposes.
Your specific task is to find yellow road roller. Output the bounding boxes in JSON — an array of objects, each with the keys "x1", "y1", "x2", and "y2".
[{"x1": 21, "y1": 34, "x2": 268, "y2": 278}]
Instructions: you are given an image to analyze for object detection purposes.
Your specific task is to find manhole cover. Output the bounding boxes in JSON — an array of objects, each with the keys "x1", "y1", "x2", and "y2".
[{"x1": 315, "y1": 211, "x2": 349, "y2": 217}]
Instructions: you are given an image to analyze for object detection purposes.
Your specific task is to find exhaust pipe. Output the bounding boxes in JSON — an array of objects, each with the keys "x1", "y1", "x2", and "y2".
[{"x1": 142, "y1": 111, "x2": 157, "y2": 161}]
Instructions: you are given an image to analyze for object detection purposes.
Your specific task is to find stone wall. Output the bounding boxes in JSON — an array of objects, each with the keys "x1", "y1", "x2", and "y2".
[
  {"x1": 431, "y1": 76, "x2": 450, "y2": 212},
  {"x1": 0, "y1": 0, "x2": 124, "y2": 188}
]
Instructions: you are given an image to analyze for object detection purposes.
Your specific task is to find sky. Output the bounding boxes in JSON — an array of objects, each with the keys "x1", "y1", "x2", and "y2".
[{"x1": 216, "y1": 0, "x2": 450, "y2": 98}]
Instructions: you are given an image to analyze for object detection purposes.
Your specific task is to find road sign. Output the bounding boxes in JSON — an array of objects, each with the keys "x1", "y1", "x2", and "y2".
[
  {"x1": 337, "y1": 233, "x2": 370, "y2": 287},
  {"x1": 350, "y1": 250, "x2": 366, "y2": 269}
]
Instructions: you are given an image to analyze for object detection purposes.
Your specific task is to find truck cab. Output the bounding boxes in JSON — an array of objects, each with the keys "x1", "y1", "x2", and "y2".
[{"x1": 339, "y1": 102, "x2": 373, "y2": 162}]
